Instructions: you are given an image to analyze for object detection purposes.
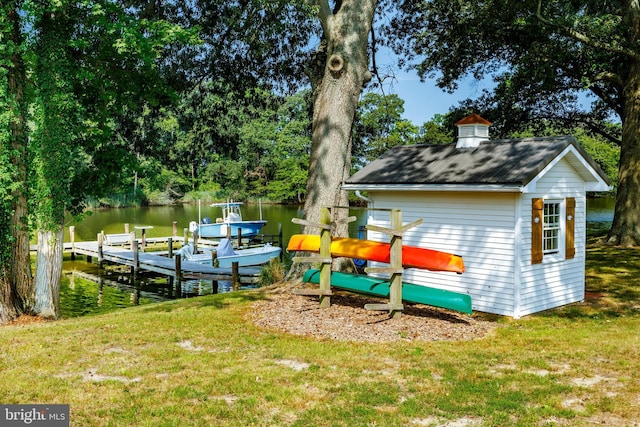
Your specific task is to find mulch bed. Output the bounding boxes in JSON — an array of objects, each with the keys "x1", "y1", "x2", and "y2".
[{"x1": 249, "y1": 289, "x2": 498, "y2": 343}]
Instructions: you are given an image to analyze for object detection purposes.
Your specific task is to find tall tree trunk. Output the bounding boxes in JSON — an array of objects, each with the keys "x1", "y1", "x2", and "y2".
[
  {"x1": 607, "y1": 60, "x2": 640, "y2": 246},
  {"x1": 31, "y1": 9, "x2": 74, "y2": 319},
  {"x1": 0, "y1": 275, "x2": 17, "y2": 324},
  {"x1": 8, "y1": 2, "x2": 33, "y2": 310},
  {"x1": 0, "y1": 1, "x2": 30, "y2": 324},
  {"x1": 33, "y1": 228, "x2": 64, "y2": 319},
  {"x1": 303, "y1": 0, "x2": 376, "y2": 238}
]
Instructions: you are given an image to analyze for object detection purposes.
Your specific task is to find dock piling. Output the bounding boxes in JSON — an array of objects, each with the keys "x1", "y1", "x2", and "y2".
[
  {"x1": 97, "y1": 233, "x2": 104, "y2": 269},
  {"x1": 132, "y1": 240, "x2": 139, "y2": 284},
  {"x1": 232, "y1": 262, "x2": 239, "y2": 291},
  {"x1": 70, "y1": 226, "x2": 76, "y2": 260},
  {"x1": 193, "y1": 230, "x2": 198, "y2": 253},
  {"x1": 278, "y1": 223, "x2": 283, "y2": 261},
  {"x1": 174, "y1": 254, "x2": 182, "y2": 297}
]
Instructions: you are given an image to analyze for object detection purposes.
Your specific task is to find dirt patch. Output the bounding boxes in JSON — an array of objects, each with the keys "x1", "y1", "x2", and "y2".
[
  {"x1": 177, "y1": 340, "x2": 205, "y2": 352},
  {"x1": 2, "y1": 314, "x2": 52, "y2": 327},
  {"x1": 584, "y1": 291, "x2": 605, "y2": 301},
  {"x1": 249, "y1": 290, "x2": 497, "y2": 343}
]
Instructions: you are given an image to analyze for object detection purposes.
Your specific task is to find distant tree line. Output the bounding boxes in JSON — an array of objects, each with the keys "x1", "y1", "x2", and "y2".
[{"x1": 100, "y1": 89, "x2": 619, "y2": 207}]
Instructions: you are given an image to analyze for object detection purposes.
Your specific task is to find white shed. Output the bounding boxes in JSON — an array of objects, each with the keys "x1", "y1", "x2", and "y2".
[{"x1": 342, "y1": 114, "x2": 612, "y2": 318}]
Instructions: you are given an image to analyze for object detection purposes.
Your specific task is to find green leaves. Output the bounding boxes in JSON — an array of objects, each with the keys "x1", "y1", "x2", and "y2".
[
  {"x1": 352, "y1": 92, "x2": 419, "y2": 168},
  {"x1": 237, "y1": 89, "x2": 312, "y2": 202},
  {"x1": 384, "y1": 0, "x2": 628, "y2": 148}
]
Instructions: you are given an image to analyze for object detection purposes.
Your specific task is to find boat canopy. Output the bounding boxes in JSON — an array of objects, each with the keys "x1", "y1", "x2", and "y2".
[{"x1": 210, "y1": 202, "x2": 243, "y2": 207}]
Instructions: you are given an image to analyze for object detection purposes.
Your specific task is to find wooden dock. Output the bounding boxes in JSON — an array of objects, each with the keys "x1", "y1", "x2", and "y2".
[
  {"x1": 72, "y1": 240, "x2": 263, "y2": 291},
  {"x1": 49, "y1": 221, "x2": 284, "y2": 295}
]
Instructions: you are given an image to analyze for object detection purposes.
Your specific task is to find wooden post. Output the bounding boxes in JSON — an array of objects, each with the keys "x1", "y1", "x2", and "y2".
[
  {"x1": 278, "y1": 223, "x2": 283, "y2": 261},
  {"x1": 97, "y1": 275, "x2": 104, "y2": 306},
  {"x1": 131, "y1": 240, "x2": 139, "y2": 286},
  {"x1": 232, "y1": 261, "x2": 240, "y2": 291},
  {"x1": 174, "y1": 254, "x2": 182, "y2": 298},
  {"x1": 168, "y1": 237, "x2": 173, "y2": 258},
  {"x1": 193, "y1": 230, "x2": 198, "y2": 253},
  {"x1": 131, "y1": 283, "x2": 140, "y2": 305},
  {"x1": 70, "y1": 226, "x2": 75, "y2": 260},
  {"x1": 129, "y1": 232, "x2": 135, "y2": 249},
  {"x1": 237, "y1": 229, "x2": 243, "y2": 248},
  {"x1": 389, "y1": 209, "x2": 404, "y2": 319},
  {"x1": 210, "y1": 248, "x2": 219, "y2": 294},
  {"x1": 319, "y1": 207, "x2": 332, "y2": 308},
  {"x1": 172, "y1": 221, "x2": 178, "y2": 236},
  {"x1": 97, "y1": 233, "x2": 104, "y2": 269},
  {"x1": 141, "y1": 228, "x2": 147, "y2": 250},
  {"x1": 124, "y1": 223, "x2": 130, "y2": 234}
]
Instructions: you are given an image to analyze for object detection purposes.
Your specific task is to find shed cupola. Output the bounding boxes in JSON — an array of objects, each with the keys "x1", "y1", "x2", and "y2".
[{"x1": 455, "y1": 114, "x2": 492, "y2": 148}]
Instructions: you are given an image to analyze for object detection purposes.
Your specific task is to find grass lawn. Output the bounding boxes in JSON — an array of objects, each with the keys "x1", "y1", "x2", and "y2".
[{"x1": 1, "y1": 244, "x2": 639, "y2": 426}]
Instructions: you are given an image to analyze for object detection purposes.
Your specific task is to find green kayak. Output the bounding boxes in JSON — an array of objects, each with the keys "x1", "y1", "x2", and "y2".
[{"x1": 302, "y1": 269, "x2": 472, "y2": 314}]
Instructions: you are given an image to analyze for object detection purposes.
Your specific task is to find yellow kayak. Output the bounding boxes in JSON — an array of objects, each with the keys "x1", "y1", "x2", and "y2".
[{"x1": 287, "y1": 234, "x2": 464, "y2": 273}]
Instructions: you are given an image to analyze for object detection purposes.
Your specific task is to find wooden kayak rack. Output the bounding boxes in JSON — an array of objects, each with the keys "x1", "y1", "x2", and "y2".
[{"x1": 291, "y1": 207, "x2": 422, "y2": 319}]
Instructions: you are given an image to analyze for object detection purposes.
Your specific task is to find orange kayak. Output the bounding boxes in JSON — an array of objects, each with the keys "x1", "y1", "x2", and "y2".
[{"x1": 287, "y1": 234, "x2": 464, "y2": 273}]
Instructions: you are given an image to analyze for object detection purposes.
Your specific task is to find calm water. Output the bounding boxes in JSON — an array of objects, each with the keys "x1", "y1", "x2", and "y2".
[
  {"x1": 65, "y1": 202, "x2": 370, "y2": 254},
  {"x1": 586, "y1": 196, "x2": 615, "y2": 224},
  {"x1": 61, "y1": 202, "x2": 366, "y2": 317},
  {"x1": 65, "y1": 203, "x2": 305, "y2": 243},
  {"x1": 60, "y1": 198, "x2": 615, "y2": 317},
  {"x1": 66, "y1": 197, "x2": 615, "y2": 242}
]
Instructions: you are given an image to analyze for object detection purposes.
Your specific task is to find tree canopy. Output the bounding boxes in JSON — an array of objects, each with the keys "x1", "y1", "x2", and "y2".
[{"x1": 385, "y1": 0, "x2": 640, "y2": 245}]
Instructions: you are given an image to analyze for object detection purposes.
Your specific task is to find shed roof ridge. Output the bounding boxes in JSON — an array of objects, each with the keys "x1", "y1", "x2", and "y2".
[{"x1": 485, "y1": 135, "x2": 573, "y2": 144}]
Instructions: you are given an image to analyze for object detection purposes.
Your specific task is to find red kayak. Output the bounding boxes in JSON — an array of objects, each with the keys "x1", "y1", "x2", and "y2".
[{"x1": 287, "y1": 234, "x2": 464, "y2": 273}]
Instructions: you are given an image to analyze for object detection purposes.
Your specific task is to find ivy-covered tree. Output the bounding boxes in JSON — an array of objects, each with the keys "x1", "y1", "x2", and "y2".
[
  {"x1": 0, "y1": 1, "x2": 32, "y2": 322},
  {"x1": 0, "y1": 0, "x2": 196, "y2": 322},
  {"x1": 30, "y1": 6, "x2": 81, "y2": 317}
]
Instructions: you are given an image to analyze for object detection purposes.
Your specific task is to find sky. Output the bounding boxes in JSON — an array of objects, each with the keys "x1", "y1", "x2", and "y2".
[
  {"x1": 386, "y1": 67, "x2": 609, "y2": 126},
  {"x1": 371, "y1": 46, "x2": 494, "y2": 126},
  {"x1": 383, "y1": 71, "x2": 493, "y2": 126}
]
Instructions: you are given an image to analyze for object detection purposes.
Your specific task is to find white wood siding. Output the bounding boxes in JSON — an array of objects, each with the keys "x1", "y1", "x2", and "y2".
[
  {"x1": 366, "y1": 191, "x2": 519, "y2": 316},
  {"x1": 518, "y1": 159, "x2": 586, "y2": 317},
  {"x1": 363, "y1": 158, "x2": 587, "y2": 318}
]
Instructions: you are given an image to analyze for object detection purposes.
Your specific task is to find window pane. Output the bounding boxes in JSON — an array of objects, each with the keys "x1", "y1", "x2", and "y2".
[
  {"x1": 543, "y1": 202, "x2": 560, "y2": 255},
  {"x1": 544, "y1": 229, "x2": 558, "y2": 251}
]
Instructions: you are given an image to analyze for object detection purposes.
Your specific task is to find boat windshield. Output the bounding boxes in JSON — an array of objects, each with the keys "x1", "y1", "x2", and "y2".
[{"x1": 210, "y1": 202, "x2": 244, "y2": 222}]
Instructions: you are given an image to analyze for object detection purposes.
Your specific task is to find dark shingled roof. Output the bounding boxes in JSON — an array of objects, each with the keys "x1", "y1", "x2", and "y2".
[{"x1": 345, "y1": 136, "x2": 611, "y2": 187}]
